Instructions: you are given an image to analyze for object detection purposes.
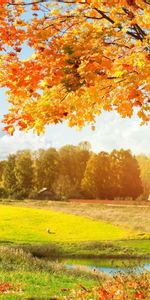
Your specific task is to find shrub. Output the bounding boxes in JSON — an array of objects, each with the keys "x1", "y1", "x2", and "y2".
[{"x1": 0, "y1": 187, "x2": 8, "y2": 199}]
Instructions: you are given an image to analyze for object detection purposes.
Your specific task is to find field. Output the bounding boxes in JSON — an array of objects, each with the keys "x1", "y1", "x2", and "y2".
[
  {"x1": 0, "y1": 204, "x2": 132, "y2": 244},
  {"x1": 0, "y1": 201, "x2": 150, "y2": 256},
  {"x1": 0, "y1": 201, "x2": 149, "y2": 299},
  {"x1": 0, "y1": 246, "x2": 99, "y2": 299},
  {"x1": 23, "y1": 200, "x2": 150, "y2": 232}
]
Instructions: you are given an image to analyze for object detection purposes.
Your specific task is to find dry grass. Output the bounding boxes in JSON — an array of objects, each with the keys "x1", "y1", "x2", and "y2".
[{"x1": 16, "y1": 200, "x2": 150, "y2": 233}]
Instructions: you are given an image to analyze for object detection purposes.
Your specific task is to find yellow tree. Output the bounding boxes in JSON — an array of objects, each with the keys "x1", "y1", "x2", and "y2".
[{"x1": 0, "y1": 0, "x2": 150, "y2": 134}]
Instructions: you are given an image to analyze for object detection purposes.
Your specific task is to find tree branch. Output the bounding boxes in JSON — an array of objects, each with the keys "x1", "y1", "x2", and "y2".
[{"x1": 94, "y1": 8, "x2": 115, "y2": 24}]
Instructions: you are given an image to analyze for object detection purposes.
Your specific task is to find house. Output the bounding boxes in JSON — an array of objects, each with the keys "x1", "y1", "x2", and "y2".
[{"x1": 37, "y1": 187, "x2": 55, "y2": 200}]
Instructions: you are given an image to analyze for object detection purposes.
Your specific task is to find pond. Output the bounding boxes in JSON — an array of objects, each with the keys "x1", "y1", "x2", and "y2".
[{"x1": 60, "y1": 257, "x2": 150, "y2": 275}]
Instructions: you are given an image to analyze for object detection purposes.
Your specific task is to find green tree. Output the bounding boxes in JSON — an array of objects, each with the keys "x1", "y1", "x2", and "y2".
[
  {"x1": 82, "y1": 152, "x2": 111, "y2": 199},
  {"x1": 96, "y1": 152, "x2": 112, "y2": 199},
  {"x1": 59, "y1": 145, "x2": 79, "y2": 186},
  {"x1": 0, "y1": 161, "x2": 6, "y2": 186},
  {"x1": 3, "y1": 155, "x2": 17, "y2": 196},
  {"x1": 34, "y1": 148, "x2": 59, "y2": 193},
  {"x1": 110, "y1": 149, "x2": 127, "y2": 198},
  {"x1": 14, "y1": 150, "x2": 34, "y2": 198},
  {"x1": 81, "y1": 154, "x2": 97, "y2": 198},
  {"x1": 59, "y1": 144, "x2": 91, "y2": 197}
]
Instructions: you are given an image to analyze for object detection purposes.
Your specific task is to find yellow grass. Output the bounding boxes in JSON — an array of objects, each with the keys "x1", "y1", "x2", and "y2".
[{"x1": 0, "y1": 205, "x2": 133, "y2": 244}]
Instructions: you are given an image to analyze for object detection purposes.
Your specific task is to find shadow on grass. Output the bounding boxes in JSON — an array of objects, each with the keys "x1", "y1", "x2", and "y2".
[{"x1": 0, "y1": 240, "x2": 14, "y2": 244}]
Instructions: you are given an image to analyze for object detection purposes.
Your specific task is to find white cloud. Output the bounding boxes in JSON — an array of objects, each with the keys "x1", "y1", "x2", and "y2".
[
  {"x1": 91, "y1": 112, "x2": 150, "y2": 155},
  {"x1": 0, "y1": 111, "x2": 149, "y2": 160},
  {"x1": 0, "y1": 130, "x2": 52, "y2": 160}
]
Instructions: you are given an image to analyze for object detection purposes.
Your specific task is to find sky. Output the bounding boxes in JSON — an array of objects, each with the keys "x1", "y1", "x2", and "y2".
[{"x1": 0, "y1": 88, "x2": 150, "y2": 160}]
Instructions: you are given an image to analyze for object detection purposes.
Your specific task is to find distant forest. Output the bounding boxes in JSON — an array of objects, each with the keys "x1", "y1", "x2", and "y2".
[{"x1": 0, "y1": 141, "x2": 149, "y2": 200}]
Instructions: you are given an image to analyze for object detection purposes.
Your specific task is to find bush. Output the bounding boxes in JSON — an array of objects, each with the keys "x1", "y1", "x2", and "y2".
[
  {"x1": 11, "y1": 190, "x2": 27, "y2": 200},
  {"x1": 64, "y1": 273, "x2": 150, "y2": 299},
  {"x1": 0, "y1": 187, "x2": 8, "y2": 199},
  {"x1": 24, "y1": 244, "x2": 62, "y2": 259},
  {"x1": 28, "y1": 190, "x2": 39, "y2": 200}
]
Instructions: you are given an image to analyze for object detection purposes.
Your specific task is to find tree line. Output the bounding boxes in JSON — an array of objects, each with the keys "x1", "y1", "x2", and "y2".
[{"x1": 0, "y1": 141, "x2": 148, "y2": 201}]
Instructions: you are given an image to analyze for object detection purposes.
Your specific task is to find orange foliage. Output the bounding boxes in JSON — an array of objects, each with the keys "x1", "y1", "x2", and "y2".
[
  {"x1": 0, "y1": 0, "x2": 149, "y2": 133},
  {"x1": 64, "y1": 273, "x2": 150, "y2": 300}
]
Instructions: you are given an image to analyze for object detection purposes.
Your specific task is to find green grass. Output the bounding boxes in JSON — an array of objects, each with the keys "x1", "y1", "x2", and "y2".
[
  {"x1": 0, "y1": 272, "x2": 97, "y2": 299},
  {"x1": 0, "y1": 203, "x2": 149, "y2": 299},
  {"x1": 0, "y1": 247, "x2": 99, "y2": 299},
  {"x1": 0, "y1": 246, "x2": 149, "y2": 299},
  {"x1": 0, "y1": 205, "x2": 133, "y2": 244},
  {"x1": 117, "y1": 240, "x2": 150, "y2": 254}
]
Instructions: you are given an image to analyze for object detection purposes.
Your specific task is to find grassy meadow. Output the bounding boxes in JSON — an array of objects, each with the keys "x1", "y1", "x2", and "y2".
[
  {"x1": 27, "y1": 200, "x2": 150, "y2": 233},
  {"x1": 0, "y1": 201, "x2": 149, "y2": 299},
  {"x1": 0, "y1": 204, "x2": 133, "y2": 244},
  {"x1": 0, "y1": 246, "x2": 99, "y2": 299}
]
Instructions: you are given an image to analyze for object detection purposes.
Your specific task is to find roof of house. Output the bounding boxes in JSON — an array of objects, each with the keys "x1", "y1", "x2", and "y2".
[{"x1": 38, "y1": 187, "x2": 48, "y2": 194}]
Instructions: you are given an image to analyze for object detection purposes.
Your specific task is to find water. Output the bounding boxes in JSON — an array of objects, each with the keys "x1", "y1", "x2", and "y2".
[{"x1": 61, "y1": 257, "x2": 150, "y2": 275}]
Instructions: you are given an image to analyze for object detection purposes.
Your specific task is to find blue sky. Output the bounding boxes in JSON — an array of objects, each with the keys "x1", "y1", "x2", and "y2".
[{"x1": 0, "y1": 88, "x2": 150, "y2": 160}]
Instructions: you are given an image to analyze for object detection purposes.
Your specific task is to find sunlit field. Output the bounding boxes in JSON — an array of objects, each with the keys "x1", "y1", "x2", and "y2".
[
  {"x1": 0, "y1": 203, "x2": 149, "y2": 299},
  {"x1": 0, "y1": 205, "x2": 132, "y2": 244}
]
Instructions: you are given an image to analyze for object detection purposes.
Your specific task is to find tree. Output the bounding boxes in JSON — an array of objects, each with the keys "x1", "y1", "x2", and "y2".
[
  {"x1": 111, "y1": 149, "x2": 143, "y2": 199},
  {"x1": 59, "y1": 144, "x2": 90, "y2": 197},
  {"x1": 14, "y1": 150, "x2": 34, "y2": 198},
  {"x1": 52, "y1": 174, "x2": 74, "y2": 199},
  {"x1": 34, "y1": 147, "x2": 59, "y2": 192},
  {"x1": 96, "y1": 151, "x2": 112, "y2": 199},
  {"x1": 78, "y1": 141, "x2": 91, "y2": 152},
  {"x1": 136, "y1": 154, "x2": 150, "y2": 198},
  {"x1": 109, "y1": 150, "x2": 123, "y2": 198},
  {"x1": 82, "y1": 149, "x2": 143, "y2": 199},
  {"x1": 0, "y1": 161, "x2": 7, "y2": 198},
  {"x1": 82, "y1": 151, "x2": 111, "y2": 199},
  {"x1": 0, "y1": 1, "x2": 149, "y2": 135},
  {"x1": 0, "y1": 160, "x2": 6, "y2": 185},
  {"x1": 59, "y1": 145, "x2": 81, "y2": 197},
  {"x1": 3, "y1": 154, "x2": 17, "y2": 196},
  {"x1": 81, "y1": 154, "x2": 98, "y2": 198}
]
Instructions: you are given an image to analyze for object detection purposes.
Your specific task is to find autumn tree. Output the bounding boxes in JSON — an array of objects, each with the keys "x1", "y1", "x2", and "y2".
[
  {"x1": 82, "y1": 149, "x2": 143, "y2": 199},
  {"x1": 136, "y1": 154, "x2": 150, "y2": 198},
  {"x1": 118, "y1": 150, "x2": 143, "y2": 199},
  {"x1": 0, "y1": 0, "x2": 149, "y2": 135},
  {"x1": 110, "y1": 149, "x2": 143, "y2": 199}
]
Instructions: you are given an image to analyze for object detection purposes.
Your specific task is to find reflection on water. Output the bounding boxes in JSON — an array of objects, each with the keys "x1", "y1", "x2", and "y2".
[{"x1": 61, "y1": 258, "x2": 150, "y2": 275}]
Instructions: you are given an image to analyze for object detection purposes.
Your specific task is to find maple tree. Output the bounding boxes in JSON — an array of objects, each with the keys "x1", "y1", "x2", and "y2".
[{"x1": 0, "y1": 0, "x2": 150, "y2": 134}]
